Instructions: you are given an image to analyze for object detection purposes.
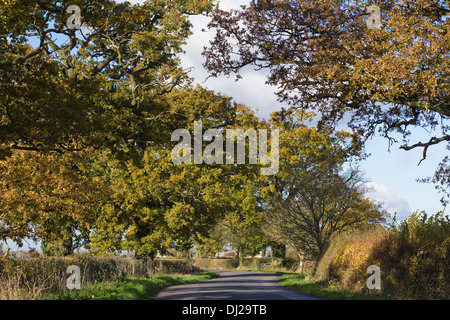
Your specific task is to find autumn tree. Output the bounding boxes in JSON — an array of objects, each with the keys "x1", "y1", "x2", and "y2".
[
  {"x1": 263, "y1": 110, "x2": 388, "y2": 273},
  {"x1": 87, "y1": 86, "x2": 267, "y2": 258},
  {"x1": 0, "y1": 149, "x2": 107, "y2": 254},
  {"x1": 0, "y1": 0, "x2": 214, "y2": 155},
  {"x1": 87, "y1": 148, "x2": 227, "y2": 258},
  {"x1": 203, "y1": 0, "x2": 450, "y2": 204},
  {"x1": 0, "y1": 0, "x2": 218, "y2": 253}
]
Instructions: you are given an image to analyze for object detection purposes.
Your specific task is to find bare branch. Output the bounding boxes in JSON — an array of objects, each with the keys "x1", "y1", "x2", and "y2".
[{"x1": 401, "y1": 135, "x2": 450, "y2": 165}]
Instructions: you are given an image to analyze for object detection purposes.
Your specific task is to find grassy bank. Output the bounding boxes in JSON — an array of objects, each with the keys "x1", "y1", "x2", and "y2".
[
  {"x1": 0, "y1": 255, "x2": 203, "y2": 299},
  {"x1": 42, "y1": 270, "x2": 218, "y2": 300},
  {"x1": 268, "y1": 271, "x2": 390, "y2": 300}
]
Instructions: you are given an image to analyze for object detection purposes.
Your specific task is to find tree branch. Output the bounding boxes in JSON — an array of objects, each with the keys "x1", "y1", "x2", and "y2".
[{"x1": 401, "y1": 135, "x2": 450, "y2": 165}]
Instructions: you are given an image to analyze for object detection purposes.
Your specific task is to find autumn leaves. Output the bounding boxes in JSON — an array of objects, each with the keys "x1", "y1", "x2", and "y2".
[{"x1": 171, "y1": 121, "x2": 280, "y2": 175}]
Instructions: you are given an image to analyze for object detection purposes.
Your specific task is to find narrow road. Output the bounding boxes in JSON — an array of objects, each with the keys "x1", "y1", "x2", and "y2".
[{"x1": 153, "y1": 270, "x2": 323, "y2": 300}]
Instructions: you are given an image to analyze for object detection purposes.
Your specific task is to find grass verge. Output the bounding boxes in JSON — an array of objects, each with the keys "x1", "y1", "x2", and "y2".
[
  {"x1": 41, "y1": 270, "x2": 218, "y2": 300},
  {"x1": 272, "y1": 271, "x2": 391, "y2": 300}
]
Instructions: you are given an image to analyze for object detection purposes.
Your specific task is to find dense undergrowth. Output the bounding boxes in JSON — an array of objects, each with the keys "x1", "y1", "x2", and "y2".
[{"x1": 316, "y1": 211, "x2": 450, "y2": 299}]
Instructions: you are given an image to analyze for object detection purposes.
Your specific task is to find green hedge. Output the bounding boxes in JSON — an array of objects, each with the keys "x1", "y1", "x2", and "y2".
[{"x1": 369, "y1": 212, "x2": 450, "y2": 299}]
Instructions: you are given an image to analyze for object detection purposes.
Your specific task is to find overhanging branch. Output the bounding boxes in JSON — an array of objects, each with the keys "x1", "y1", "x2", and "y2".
[{"x1": 401, "y1": 134, "x2": 450, "y2": 165}]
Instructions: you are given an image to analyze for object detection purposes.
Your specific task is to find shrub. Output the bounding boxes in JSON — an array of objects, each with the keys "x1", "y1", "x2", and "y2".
[
  {"x1": 155, "y1": 259, "x2": 199, "y2": 275},
  {"x1": 270, "y1": 257, "x2": 298, "y2": 271},
  {"x1": 238, "y1": 257, "x2": 271, "y2": 270},
  {"x1": 316, "y1": 212, "x2": 450, "y2": 299},
  {"x1": 369, "y1": 211, "x2": 450, "y2": 299},
  {"x1": 315, "y1": 227, "x2": 386, "y2": 292}
]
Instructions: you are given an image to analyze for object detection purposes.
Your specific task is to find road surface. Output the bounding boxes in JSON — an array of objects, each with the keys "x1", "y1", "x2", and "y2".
[{"x1": 153, "y1": 270, "x2": 323, "y2": 300}]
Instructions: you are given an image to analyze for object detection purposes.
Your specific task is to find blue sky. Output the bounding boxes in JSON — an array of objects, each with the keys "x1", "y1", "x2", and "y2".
[
  {"x1": 6, "y1": 0, "x2": 448, "y2": 252},
  {"x1": 177, "y1": 0, "x2": 448, "y2": 221}
]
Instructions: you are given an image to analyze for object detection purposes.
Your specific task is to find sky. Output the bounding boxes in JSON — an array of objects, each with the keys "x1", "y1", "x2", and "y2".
[
  {"x1": 176, "y1": 0, "x2": 448, "y2": 221},
  {"x1": 122, "y1": 0, "x2": 447, "y2": 221},
  {"x1": 6, "y1": 0, "x2": 448, "y2": 252}
]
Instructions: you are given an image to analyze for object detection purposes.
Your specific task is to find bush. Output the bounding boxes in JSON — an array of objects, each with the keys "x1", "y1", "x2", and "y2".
[
  {"x1": 369, "y1": 211, "x2": 450, "y2": 299},
  {"x1": 154, "y1": 259, "x2": 199, "y2": 275},
  {"x1": 316, "y1": 212, "x2": 450, "y2": 299},
  {"x1": 315, "y1": 227, "x2": 387, "y2": 292},
  {"x1": 270, "y1": 257, "x2": 298, "y2": 271},
  {"x1": 238, "y1": 257, "x2": 271, "y2": 270}
]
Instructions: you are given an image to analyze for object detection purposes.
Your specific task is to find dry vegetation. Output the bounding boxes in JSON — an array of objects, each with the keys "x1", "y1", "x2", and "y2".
[
  {"x1": 0, "y1": 255, "x2": 199, "y2": 300},
  {"x1": 315, "y1": 212, "x2": 450, "y2": 299}
]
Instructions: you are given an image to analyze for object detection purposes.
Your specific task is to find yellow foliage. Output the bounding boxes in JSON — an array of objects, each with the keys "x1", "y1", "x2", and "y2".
[{"x1": 316, "y1": 227, "x2": 387, "y2": 292}]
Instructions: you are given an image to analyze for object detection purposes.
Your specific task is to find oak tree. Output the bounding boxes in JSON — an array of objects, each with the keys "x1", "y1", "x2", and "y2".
[
  {"x1": 263, "y1": 110, "x2": 388, "y2": 272},
  {"x1": 203, "y1": 0, "x2": 450, "y2": 203}
]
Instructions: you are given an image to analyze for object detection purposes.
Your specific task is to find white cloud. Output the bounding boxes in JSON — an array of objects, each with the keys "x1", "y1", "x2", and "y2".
[
  {"x1": 113, "y1": 1, "x2": 282, "y2": 119},
  {"x1": 181, "y1": 11, "x2": 285, "y2": 120},
  {"x1": 219, "y1": 0, "x2": 251, "y2": 11},
  {"x1": 365, "y1": 182, "x2": 412, "y2": 221}
]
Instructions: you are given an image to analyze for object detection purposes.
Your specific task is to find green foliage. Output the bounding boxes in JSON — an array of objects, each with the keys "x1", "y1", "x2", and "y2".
[
  {"x1": 0, "y1": 0, "x2": 215, "y2": 155},
  {"x1": 390, "y1": 211, "x2": 450, "y2": 247},
  {"x1": 270, "y1": 242, "x2": 286, "y2": 259},
  {"x1": 84, "y1": 85, "x2": 269, "y2": 259},
  {"x1": 194, "y1": 258, "x2": 239, "y2": 270},
  {"x1": 373, "y1": 211, "x2": 450, "y2": 299},
  {"x1": 238, "y1": 257, "x2": 271, "y2": 270}
]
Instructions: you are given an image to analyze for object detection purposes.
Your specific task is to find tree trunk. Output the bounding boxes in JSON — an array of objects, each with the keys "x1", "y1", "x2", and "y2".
[
  {"x1": 312, "y1": 260, "x2": 319, "y2": 277},
  {"x1": 236, "y1": 248, "x2": 240, "y2": 266},
  {"x1": 312, "y1": 240, "x2": 328, "y2": 277},
  {"x1": 235, "y1": 244, "x2": 244, "y2": 267}
]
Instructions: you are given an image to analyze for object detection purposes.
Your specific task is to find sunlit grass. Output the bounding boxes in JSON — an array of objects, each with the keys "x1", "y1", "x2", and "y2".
[
  {"x1": 273, "y1": 271, "x2": 391, "y2": 300},
  {"x1": 41, "y1": 270, "x2": 218, "y2": 300}
]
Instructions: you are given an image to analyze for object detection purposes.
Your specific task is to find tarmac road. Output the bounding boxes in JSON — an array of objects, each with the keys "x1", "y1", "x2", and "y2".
[{"x1": 153, "y1": 270, "x2": 323, "y2": 300}]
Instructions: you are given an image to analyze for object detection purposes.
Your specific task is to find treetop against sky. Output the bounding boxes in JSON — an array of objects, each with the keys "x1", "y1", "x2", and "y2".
[
  {"x1": 184, "y1": 0, "x2": 448, "y2": 218},
  {"x1": 0, "y1": 1, "x2": 448, "y2": 253}
]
